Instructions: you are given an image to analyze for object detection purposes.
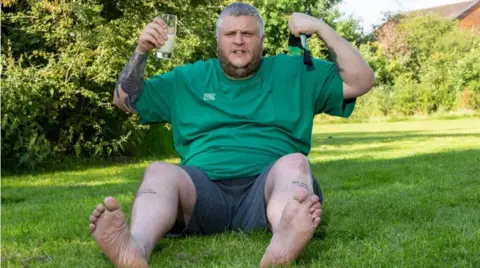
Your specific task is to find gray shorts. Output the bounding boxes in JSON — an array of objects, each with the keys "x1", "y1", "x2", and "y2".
[{"x1": 168, "y1": 162, "x2": 323, "y2": 236}]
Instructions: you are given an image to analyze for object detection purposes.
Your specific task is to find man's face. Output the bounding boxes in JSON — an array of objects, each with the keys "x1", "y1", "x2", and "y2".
[{"x1": 217, "y1": 15, "x2": 264, "y2": 79}]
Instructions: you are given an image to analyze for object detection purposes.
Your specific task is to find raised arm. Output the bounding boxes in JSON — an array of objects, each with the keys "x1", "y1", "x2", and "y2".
[
  {"x1": 113, "y1": 18, "x2": 170, "y2": 113},
  {"x1": 114, "y1": 52, "x2": 147, "y2": 113},
  {"x1": 288, "y1": 13, "x2": 375, "y2": 99}
]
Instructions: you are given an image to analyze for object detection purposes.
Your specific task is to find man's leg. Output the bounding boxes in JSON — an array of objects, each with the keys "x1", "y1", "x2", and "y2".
[
  {"x1": 88, "y1": 162, "x2": 196, "y2": 267},
  {"x1": 260, "y1": 153, "x2": 322, "y2": 267}
]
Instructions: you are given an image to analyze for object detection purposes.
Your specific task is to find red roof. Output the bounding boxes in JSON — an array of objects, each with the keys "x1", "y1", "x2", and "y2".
[{"x1": 407, "y1": 0, "x2": 479, "y2": 19}]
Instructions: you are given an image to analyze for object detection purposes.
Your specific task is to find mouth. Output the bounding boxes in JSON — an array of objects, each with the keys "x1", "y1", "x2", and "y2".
[{"x1": 232, "y1": 50, "x2": 247, "y2": 55}]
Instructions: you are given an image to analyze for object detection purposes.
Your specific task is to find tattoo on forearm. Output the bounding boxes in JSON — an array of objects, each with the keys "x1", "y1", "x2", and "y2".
[
  {"x1": 115, "y1": 51, "x2": 147, "y2": 111},
  {"x1": 292, "y1": 181, "x2": 309, "y2": 190},
  {"x1": 135, "y1": 188, "x2": 157, "y2": 198}
]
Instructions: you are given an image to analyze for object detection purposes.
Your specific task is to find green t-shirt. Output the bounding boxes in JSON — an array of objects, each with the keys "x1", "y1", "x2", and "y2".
[{"x1": 136, "y1": 54, "x2": 355, "y2": 180}]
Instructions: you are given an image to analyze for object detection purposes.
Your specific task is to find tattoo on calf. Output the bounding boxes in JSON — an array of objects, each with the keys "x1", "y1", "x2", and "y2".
[
  {"x1": 116, "y1": 51, "x2": 148, "y2": 111},
  {"x1": 135, "y1": 188, "x2": 157, "y2": 198},
  {"x1": 292, "y1": 181, "x2": 309, "y2": 190}
]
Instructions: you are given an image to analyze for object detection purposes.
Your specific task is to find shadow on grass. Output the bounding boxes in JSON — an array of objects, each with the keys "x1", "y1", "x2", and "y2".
[
  {"x1": 312, "y1": 131, "x2": 480, "y2": 147},
  {"x1": 154, "y1": 150, "x2": 478, "y2": 266},
  {"x1": 2, "y1": 148, "x2": 479, "y2": 267},
  {"x1": 296, "y1": 149, "x2": 480, "y2": 265},
  {"x1": 4, "y1": 130, "x2": 476, "y2": 177},
  {"x1": 310, "y1": 144, "x2": 397, "y2": 157},
  {"x1": 1, "y1": 196, "x2": 26, "y2": 204},
  {"x1": 1, "y1": 152, "x2": 180, "y2": 177},
  {"x1": 1, "y1": 163, "x2": 149, "y2": 196}
]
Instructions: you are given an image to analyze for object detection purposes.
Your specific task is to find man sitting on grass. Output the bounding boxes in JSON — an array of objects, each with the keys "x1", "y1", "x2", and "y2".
[{"x1": 88, "y1": 2, "x2": 374, "y2": 267}]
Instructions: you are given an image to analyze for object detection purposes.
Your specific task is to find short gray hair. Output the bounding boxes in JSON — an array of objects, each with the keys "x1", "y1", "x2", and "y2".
[{"x1": 216, "y1": 2, "x2": 265, "y2": 37}]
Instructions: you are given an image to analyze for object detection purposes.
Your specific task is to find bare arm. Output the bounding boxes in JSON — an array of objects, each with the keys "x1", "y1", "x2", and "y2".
[
  {"x1": 113, "y1": 18, "x2": 169, "y2": 113},
  {"x1": 314, "y1": 21, "x2": 375, "y2": 99},
  {"x1": 289, "y1": 13, "x2": 375, "y2": 99},
  {"x1": 113, "y1": 51, "x2": 147, "y2": 113}
]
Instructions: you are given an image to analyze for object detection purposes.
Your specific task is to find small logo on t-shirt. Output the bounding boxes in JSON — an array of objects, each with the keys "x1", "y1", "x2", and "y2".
[{"x1": 203, "y1": 93, "x2": 216, "y2": 101}]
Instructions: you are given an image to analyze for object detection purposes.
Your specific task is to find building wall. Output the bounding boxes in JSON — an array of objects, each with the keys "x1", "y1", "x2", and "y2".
[{"x1": 459, "y1": 3, "x2": 480, "y2": 31}]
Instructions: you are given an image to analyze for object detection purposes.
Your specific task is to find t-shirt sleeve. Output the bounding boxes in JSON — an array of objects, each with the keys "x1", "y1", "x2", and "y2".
[
  {"x1": 135, "y1": 70, "x2": 176, "y2": 124},
  {"x1": 309, "y1": 59, "x2": 356, "y2": 118}
]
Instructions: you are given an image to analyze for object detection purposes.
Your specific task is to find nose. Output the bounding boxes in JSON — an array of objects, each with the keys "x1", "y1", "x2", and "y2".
[{"x1": 233, "y1": 32, "x2": 244, "y2": 45}]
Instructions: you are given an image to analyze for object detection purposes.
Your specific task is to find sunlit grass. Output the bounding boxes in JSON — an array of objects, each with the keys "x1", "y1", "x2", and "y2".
[
  {"x1": 310, "y1": 119, "x2": 480, "y2": 162},
  {"x1": 2, "y1": 118, "x2": 480, "y2": 267}
]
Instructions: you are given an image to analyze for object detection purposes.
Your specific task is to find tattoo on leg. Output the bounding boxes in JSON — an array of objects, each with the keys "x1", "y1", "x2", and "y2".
[
  {"x1": 292, "y1": 181, "x2": 309, "y2": 190},
  {"x1": 135, "y1": 188, "x2": 157, "y2": 198}
]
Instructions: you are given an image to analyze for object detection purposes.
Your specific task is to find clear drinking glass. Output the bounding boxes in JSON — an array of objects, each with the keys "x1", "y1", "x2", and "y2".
[{"x1": 156, "y1": 14, "x2": 177, "y2": 59}]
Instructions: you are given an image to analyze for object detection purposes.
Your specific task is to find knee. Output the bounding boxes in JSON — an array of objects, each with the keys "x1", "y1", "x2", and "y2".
[
  {"x1": 143, "y1": 161, "x2": 183, "y2": 182},
  {"x1": 274, "y1": 153, "x2": 310, "y2": 174}
]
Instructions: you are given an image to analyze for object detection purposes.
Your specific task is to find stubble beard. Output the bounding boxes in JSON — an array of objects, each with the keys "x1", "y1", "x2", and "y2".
[{"x1": 217, "y1": 45, "x2": 263, "y2": 79}]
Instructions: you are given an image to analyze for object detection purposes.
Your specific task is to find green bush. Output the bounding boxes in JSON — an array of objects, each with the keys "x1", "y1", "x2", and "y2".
[
  {"x1": 392, "y1": 75, "x2": 421, "y2": 116},
  {"x1": 358, "y1": 13, "x2": 480, "y2": 117},
  {"x1": 2, "y1": 0, "x2": 356, "y2": 170},
  {"x1": 1, "y1": 45, "x2": 133, "y2": 169},
  {"x1": 125, "y1": 123, "x2": 176, "y2": 158},
  {"x1": 465, "y1": 81, "x2": 480, "y2": 110}
]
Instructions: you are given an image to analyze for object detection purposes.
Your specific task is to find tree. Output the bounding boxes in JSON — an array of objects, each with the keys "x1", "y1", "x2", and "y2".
[
  {"x1": 356, "y1": 13, "x2": 480, "y2": 117},
  {"x1": 2, "y1": 0, "x2": 357, "y2": 170}
]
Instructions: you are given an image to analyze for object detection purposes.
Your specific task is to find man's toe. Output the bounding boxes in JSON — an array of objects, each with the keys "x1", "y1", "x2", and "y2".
[
  {"x1": 293, "y1": 188, "x2": 309, "y2": 203},
  {"x1": 92, "y1": 209, "x2": 102, "y2": 217},
  {"x1": 104, "y1": 197, "x2": 120, "y2": 211},
  {"x1": 312, "y1": 209, "x2": 321, "y2": 218},
  {"x1": 310, "y1": 202, "x2": 321, "y2": 211},
  {"x1": 96, "y1": 203, "x2": 105, "y2": 213}
]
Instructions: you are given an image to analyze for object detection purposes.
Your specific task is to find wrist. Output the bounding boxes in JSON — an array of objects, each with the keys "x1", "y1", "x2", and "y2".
[
  {"x1": 314, "y1": 18, "x2": 327, "y2": 36},
  {"x1": 134, "y1": 46, "x2": 148, "y2": 55}
]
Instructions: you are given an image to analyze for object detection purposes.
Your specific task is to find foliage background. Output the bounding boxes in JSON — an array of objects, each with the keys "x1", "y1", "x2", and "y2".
[
  {"x1": 353, "y1": 13, "x2": 480, "y2": 119},
  {"x1": 2, "y1": 0, "x2": 479, "y2": 170}
]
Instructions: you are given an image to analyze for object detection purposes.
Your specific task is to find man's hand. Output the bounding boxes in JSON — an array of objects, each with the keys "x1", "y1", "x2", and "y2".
[
  {"x1": 288, "y1": 12, "x2": 375, "y2": 99},
  {"x1": 288, "y1": 13, "x2": 323, "y2": 37},
  {"x1": 136, "y1": 18, "x2": 169, "y2": 54}
]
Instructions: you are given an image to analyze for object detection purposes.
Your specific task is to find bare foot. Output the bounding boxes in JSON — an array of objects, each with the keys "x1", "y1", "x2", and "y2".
[
  {"x1": 89, "y1": 197, "x2": 148, "y2": 268},
  {"x1": 260, "y1": 189, "x2": 322, "y2": 267}
]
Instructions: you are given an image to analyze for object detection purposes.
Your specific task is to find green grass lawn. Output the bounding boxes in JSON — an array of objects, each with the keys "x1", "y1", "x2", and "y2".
[{"x1": 2, "y1": 118, "x2": 480, "y2": 267}]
